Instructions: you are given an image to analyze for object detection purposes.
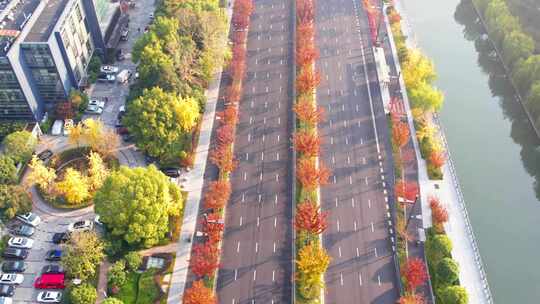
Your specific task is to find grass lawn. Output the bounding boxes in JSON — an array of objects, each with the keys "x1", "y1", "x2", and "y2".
[{"x1": 115, "y1": 270, "x2": 160, "y2": 304}]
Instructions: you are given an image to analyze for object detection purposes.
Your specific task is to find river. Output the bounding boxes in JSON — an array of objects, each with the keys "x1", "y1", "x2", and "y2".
[{"x1": 400, "y1": 0, "x2": 540, "y2": 303}]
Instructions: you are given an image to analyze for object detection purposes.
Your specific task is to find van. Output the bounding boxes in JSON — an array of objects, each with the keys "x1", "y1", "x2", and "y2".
[
  {"x1": 116, "y1": 69, "x2": 130, "y2": 84},
  {"x1": 34, "y1": 274, "x2": 65, "y2": 289},
  {"x1": 51, "y1": 120, "x2": 63, "y2": 136}
]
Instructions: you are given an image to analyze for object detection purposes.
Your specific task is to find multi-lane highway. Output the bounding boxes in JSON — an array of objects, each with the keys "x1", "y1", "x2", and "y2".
[
  {"x1": 315, "y1": 0, "x2": 399, "y2": 303},
  {"x1": 216, "y1": 0, "x2": 294, "y2": 303}
]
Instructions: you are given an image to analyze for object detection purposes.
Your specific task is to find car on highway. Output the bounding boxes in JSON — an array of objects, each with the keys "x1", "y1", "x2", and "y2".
[
  {"x1": 100, "y1": 65, "x2": 118, "y2": 74},
  {"x1": 9, "y1": 224, "x2": 34, "y2": 237},
  {"x1": 37, "y1": 149, "x2": 53, "y2": 162},
  {"x1": 7, "y1": 237, "x2": 33, "y2": 249},
  {"x1": 2, "y1": 248, "x2": 28, "y2": 260},
  {"x1": 1, "y1": 261, "x2": 25, "y2": 273},
  {"x1": 88, "y1": 99, "x2": 105, "y2": 109},
  {"x1": 0, "y1": 296, "x2": 12, "y2": 304},
  {"x1": 85, "y1": 104, "x2": 103, "y2": 115},
  {"x1": 0, "y1": 285, "x2": 14, "y2": 297},
  {"x1": 16, "y1": 212, "x2": 41, "y2": 227},
  {"x1": 41, "y1": 265, "x2": 64, "y2": 275},
  {"x1": 67, "y1": 220, "x2": 93, "y2": 232},
  {"x1": 160, "y1": 167, "x2": 181, "y2": 178},
  {"x1": 0, "y1": 274, "x2": 23, "y2": 285},
  {"x1": 45, "y1": 250, "x2": 62, "y2": 262},
  {"x1": 52, "y1": 233, "x2": 69, "y2": 244},
  {"x1": 37, "y1": 291, "x2": 62, "y2": 303}
]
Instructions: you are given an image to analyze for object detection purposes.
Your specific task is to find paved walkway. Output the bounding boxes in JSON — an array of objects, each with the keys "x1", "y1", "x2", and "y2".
[
  {"x1": 386, "y1": 1, "x2": 493, "y2": 303},
  {"x1": 166, "y1": 3, "x2": 234, "y2": 302}
]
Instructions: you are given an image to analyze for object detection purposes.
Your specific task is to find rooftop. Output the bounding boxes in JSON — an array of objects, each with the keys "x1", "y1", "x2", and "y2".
[
  {"x1": 0, "y1": 0, "x2": 41, "y2": 55},
  {"x1": 25, "y1": 0, "x2": 69, "y2": 42}
]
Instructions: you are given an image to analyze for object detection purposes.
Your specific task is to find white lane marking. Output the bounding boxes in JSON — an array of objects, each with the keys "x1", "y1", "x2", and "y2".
[
  {"x1": 278, "y1": 101, "x2": 281, "y2": 108},
  {"x1": 237, "y1": 242, "x2": 240, "y2": 253},
  {"x1": 330, "y1": 137, "x2": 334, "y2": 145},
  {"x1": 257, "y1": 217, "x2": 260, "y2": 227},
  {"x1": 365, "y1": 177, "x2": 368, "y2": 185},
  {"x1": 251, "y1": 100, "x2": 254, "y2": 106},
  {"x1": 349, "y1": 176, "x2": 353, "y2": 185},
  {"x1": 342, "y1": 104, "x2": 345, "y2": 111},
  {"x1": 272, "y1": 270, "x2": 275, "y2": 282},
  {"x1": 278, "y1": 117, "x2": 281, "y2": 125},
  {"x1": 273, "y1": 242, "x2": 276, "y2": 253},
  {"x1": 239, "y1": 216, "x2": 243, "y2": 226},
  {"x1": 276, "y1": 152, "x2": 280, "y2": 160},
  {"x1": 264, "y1": 101, "x2": 268, "y2": 108},
  {"x1": 243, "y1": 172, "x2": 247, "y2": 180},
  {"x1": 347, "y1": 156, "x2": 350, "y2": 164},
  {"x1": 359, "y1": 273, "x2": 363, "y2": 286},
  {"x1": 241, "y1": 193, "x2": 245, "y2": 202},
  {"x1": 246, "y1": 153, "x2": 249, "y2": 161},
  {"x1": 275, "y1": 194, "x2": 278, "y2": 204},
  {"x1": 258, "y1": 194, "x2": 262, "y2": 203},
  {"x1": 337, "y1": 220, "x2": 340, "y2": 232},
  {"x1": 234, "y1": 269, "x2": 238, "y2": 280},
  {"x1": 247, "y1": 133, "x2": 251, "y2": 142},
  {"x1": 277, "y1": 134, "x2": 280, "y2": 142},
  {"x1": 356, "y1": 104, "x2": 359, "y2": 112},
  {"x1": 333, "y1": 175, "x2": 337, "y2": 184},
  {"x1": 262, "y1": 134, "x2": 265, "y2": 142},
  {"x1": 254, "y1": 270, "x2": 257, "y2": 281},
  {"x1": 344, "y1": 120, "x2": 347, "y2": 127},
  {"x1": 354, "y1": 221, "x2": 357, "y2": 231},
  {"x1": 255, "y1": 242, "x2": 258, "y2": 253},
  {"x1": 360, "y1": 138, "x2": 363, "y2": 145},
  {"x1": 345, "y1": 137, "x2": 349, "y2": 145},
  {"x1": 356, "y1": 247, "x2": 360, "y2": 257},
  {"x1": 375, "y1": 247, "x2": 378, "y2": 257},
  {"x1": 363, "y1": 157, "x2": 367, "y2": 165},
  {"x1": 358, "y1": 121, "x2": 361, "y2": 127},
  {"x1": 335, "y1": 197, "x2": 338, "y2": 207},
  {"x1": 338, "y1": 246, "x2": 342, "y2": 257},
  {"x1": 329, "y1": 119, "x2": 332, "y2": 127},
  {"x1": 332, "y1": 155, "x2": 335, "y2": 164},
  {"x1": 261, "y1": 152, "x2": 264, "y2": 161},
  {"x1": 340, "y1": 272, "x2": 344, "y2": 286},
  {"x1": 351, "y1": 198, "x2": 355, "y2": 207},
  {"x1": 378, "y1": 275, "x2": 381, "y2": 286},
  {"x1": 368, "y1": 199, "x2": 371, "y2": 208},
  {"x1": 260, "y1": 172, "x2": 263, "y2": 181},
  {"x1": 250, "y1": 116, "x2": 253, "y2": 124},
  {"x1": 274, "y1": 217, "x2": 277, "y2": 227},
  {"x1": 276, "y1": 174, "x2": 279, "y2": 182},
  {"x1": 371, "y1": 222, "x2": 374, "y2": 232}
]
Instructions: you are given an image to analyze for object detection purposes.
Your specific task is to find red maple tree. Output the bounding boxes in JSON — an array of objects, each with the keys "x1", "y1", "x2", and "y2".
[
  {"x1": 55, "y1": 102, "x2": 74, "y2": 119},
  {"x1": 395, "y1": 179, "x2": 419, "y2": 202},
  {"x1": 429, "y1": 196, "x2": 448, "y2": 229},
  {"x1": 402, "y1": 257, "x2": 428, "y2": 293},
  {"x1": 398, "y1": 294, "x2": 425, "y2": 304},
  {"x1": 216, "y1": 124, "x2": 235, "y2": 146},
  {"x1": 184, "y1": 280, "x2": 217, "y2": 304},
  {"x1": 392, "y1": 121, "x2": 410, "y2": 148},
  {"x1": 297, "y1": 158, "x2": 331, "y2": 189},
  {"x1": 229, "y1": 58, "x2": 246, "y2": 83},
  {"x1": 204, "y1": 180, "x2": 231, "y2": 210},
  {"x1": 295, "y1": 201, "x2": 328, "y2": 234},
  {"x1": 296, "y1": 45, "x2": 319, "y2": 67},
  {"x1": 293, "y1": 130, "x2": 321, "y2": 157},
  {"x1": 232, "y1": 30, "x2": 247, "y2": 45},
  {"x1": 297, "y1": 23, "x2": 315, "y2": 46},
  {"x1": 218, "y1": 105, "x2": 238, "y2": 127},
  {"x1": 296, "y1": 0, "x2": 315, "y2": 25},
  {"x1": 232, "y1": 0, "x2": 253, "y2": 30},
  {"x1": 191, "y1": 243, "x2": 220, "y2": 278},
  {"x1": 203, "y1": 221, "x2": 224, "y2": 244},
  {"x1": 294, "y1": 100, "x2": 325, "y2": 126},
  {"x1": 429, "y1": 150, "x2": 446, "y2": 168},
  {"x1": 210, "y1": 145, "x2": 237, "y2": 173},
  {"x1": 296, "y1": 69, "x2": 321, "y2": 94}
]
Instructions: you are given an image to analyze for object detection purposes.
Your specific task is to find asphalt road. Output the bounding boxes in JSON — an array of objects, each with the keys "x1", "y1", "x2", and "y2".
[
  {"x1": 315, "y1": 0, "x2": 400, "y2": 303},
  {"x1": 215, "y1": 0, "x2": 294, "y2": 303}
]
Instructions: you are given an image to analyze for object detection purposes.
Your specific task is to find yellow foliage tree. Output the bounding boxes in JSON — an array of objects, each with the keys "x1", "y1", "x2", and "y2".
[
  {"x1": 79, "y1": 119, "x2": 119, "y2": 157},
  {"x1": 26, "y1": 156, "x2": 56, "y2": 194},
  {"x1": 67, "y1": 123, "x2": 84, "y2": 147},
  {"x1": 87, "y1": 151, "x2": 109, "y2": 191},
  {"x1": 296, "y1": 243, "x2": 331, "y2": 300},
  {"x1": 402, "y1": 49, "x2": 436, "y2": 90},
  {"x1": 176, "y1": 96, "x2": 200, "y2": 132},
  {"x1": 56, "y1": 168, "x2": 90, "y2": 204}
]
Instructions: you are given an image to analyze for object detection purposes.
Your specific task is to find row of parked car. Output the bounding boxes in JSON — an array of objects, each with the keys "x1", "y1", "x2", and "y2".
[
  {"x1": 0, "y1": 213, "x2": 97, "y2": 303},
  {"x1": 97, "y1": 65, "x2": 137, "y2": 84}
]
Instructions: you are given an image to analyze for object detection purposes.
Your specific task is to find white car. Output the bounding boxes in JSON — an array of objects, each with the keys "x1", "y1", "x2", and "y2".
[
  {"x1": 67, "y1": 220, "x2": 93, "y2": 232},
  {"x1": 16, "y1": 213, "x2": 41, "y2": 227},
  {"x1": 100, "y1": 65, "x2": 118, "y2": 74},
  {"x1": 0, "y1": 274, "x2": 23, "y2": 285},
  {"x1": 85, "y1": 105, "x2": 103, "y2": 115},
  {"x1": 37, "y1": 291, "x2": 62, "y2": 303},
  {"x1": 88, "y1": 99, "x2": 105, "y2": 109},
  {"x1": 8, "y1": 237, "x2": 33, "y2": 249}
]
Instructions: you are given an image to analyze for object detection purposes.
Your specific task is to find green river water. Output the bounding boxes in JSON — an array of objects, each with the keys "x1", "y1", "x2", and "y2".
[{"x1": 402, "y1": 0, "x2": 540, "y2": 303}]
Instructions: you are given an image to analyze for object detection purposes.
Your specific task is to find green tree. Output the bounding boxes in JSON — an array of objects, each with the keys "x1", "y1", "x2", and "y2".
[
  {"x1": 527, "y1": 81, "x2": 540, "y2": 118},
  {"x1": 124, "y1": 87, "x2": 199, "y2": 162},
  {"x1": 408, "y1": 82, "x2": 444, "y2": 113},
  {"x1": 437, "y1": 285, "x2": 469, "y2": 304},
  {"x1": 102, "y1": 298, "x2": 124, "y2": 304},
  {"x1": 94, "y1": 166, "x2": 183, "y2": 248},
  {"x1": 3, "y1": 131, "x2": 37, "y2": 164},
  {"x1": 62, "y1": 231, "x2": 105, "y2": 281},
  {"x1": 56, "y1": 168, "x2": 90, "y2": 204},
  {"x1": 124, "y1": 251, "x2": 142, "y2": 271},
  {"x1": 70, "y1": 283, "x2": 97, "y2": 304},
  {"x1": 0, "y1": 155, "x2": 17, "y2": 184},
  {"x1": 0, "y1": 185, "x2": 32, "y2": 219},
  {"x1": 512, "y1": 55, "x2": 540, "y2": 94},
  {"x1": 502, "y1": 30, "x2": 534, "y2": 68},
  {"x1": 425, "y1": 233, "x2": 453, "y2": 263},
  {"x1": 435, "y1": 257, "x2": 460, "y2": 286},
  {"x1": 108, "y1": 260, "x2": 127, "y2": 287}
]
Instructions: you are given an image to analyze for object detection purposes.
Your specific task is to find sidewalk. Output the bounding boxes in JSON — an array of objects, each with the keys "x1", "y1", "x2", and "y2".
[
  {"x1": 166, "y1": 3, "x2": 234, "y2": 302},
  {"x1": 386, "y1": 1, "x2": 493, "y2": 303}
]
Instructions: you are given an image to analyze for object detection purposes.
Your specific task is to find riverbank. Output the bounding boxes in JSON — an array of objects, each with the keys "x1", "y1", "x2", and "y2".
[{"x1": 385, "y1": 0, "x2": 493, "y2": 303}]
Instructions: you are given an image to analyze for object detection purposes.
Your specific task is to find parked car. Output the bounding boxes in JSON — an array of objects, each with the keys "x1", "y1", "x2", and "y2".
[
  {"x1": 8, "y1": 237, "x2": 33, "y2": 249},
  {"x1": 0, "y1": 274, "x2": 23, "y2": 285},
  {"x1": 41, "y1": 265, "x2": 64, "y2": 275},
  {"x1": 2, "y1": 248, "x2": 29, "y2": 260},
  {"x1": 34, "y1": 274, "x2": 65, "y2": 289},
  {"x1": 160, "y1": 167, "x2": 181, "y2": 178},
  {"x1": 9, "y1": 224, "x2": 34, "y2": 237},
  {"x1": 120, "y1": 28, "x2": 129, "y2": 41},
  {"x1": 36, "y1": 149, "x2": 53, "y2": 162},
  {"x1": 94, "y1": 215, "x2": 103, "y2": 226},
  {"x1": 97, "y1": 73, "x2": 115, "y2": 82},
  {"x1": 67, "y1": 220, "x2": 93, "y2": 232},
  {"x1": 63, "y1": 119, "x2": 73, "y2": 136},
  {"x1": 88, "y1": 99, "x2": 105, "y2": 109},
  {"x1": 45, "y1": 250, "x2": 62, "y2": 262},
  {"x1": 0, "y1": 296, "x2": 12, "y2": 304},
  {"x1": 51, "y1": 120, "x2": 63, "y2": 136},
  {"x1": 37, "y1": 291, "x2": 62, "y2": 303},
  {"x1": 52, "y1": 233, "x2": 69, "y2": 244},
  {"x1": 116, "y1": 69, "x2": 130, "y2": 84},
  {"x1": 16, "y1": 212, "x2": 41, "y2": 227},
  {"x1": 85, "y1": 105, "x2": 103, "y2": 115},
  {"x1": 144, "y1": 154, "x2": 158, "y2": 165},
  {"x1": 100, "y1": 65, "x2": 118, "y2": 74},
  {"x1": 0, "y1": 285, "x2": 14, "y2": 297},
  {"x1": 122, "y1": 134, "x2": 134, "y2": 142},
  {"x1": 116, "y1": 49, "x2": 125, "y2": 61},
  {"x1": 1, "y1": 261, "x2": 25, "y2": 273}
]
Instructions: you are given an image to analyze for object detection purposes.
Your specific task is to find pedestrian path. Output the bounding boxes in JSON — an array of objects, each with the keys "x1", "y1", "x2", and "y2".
[
  {"x1": 386, "y1": 1, "x2": 493, "y2": 303},
  {"x1": 166, "y1": 3, "x2": 234, "y2": 302}
]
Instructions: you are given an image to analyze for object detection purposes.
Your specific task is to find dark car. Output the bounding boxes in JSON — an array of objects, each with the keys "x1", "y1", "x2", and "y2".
[
  {"x1": 0, "y1": 285, "x2": 14, "y2": 297},
  {"x1": 121, "y1": 134, "x2": 134, "y2": 142},
  {"x1": 42, "y1": 264, "x2": 64, "y2": 274},
  {"x1": 116, "y1": 126, "x2": 129, "y2": 135},
  {"x1": 1, "y1": 261, "x2": 26, "y2": 273},
  {"x1": 2, "y1": 248, "x2": 29, "y2": 260},
  {"x1": 37, "y1": 149, "x2": 53, "y2": 162},
  {"x1": 144, "y1": 154, "x2": 158, "y2": 165},
  {"x1": 160, "y1": 167, "x2": 180, "y2": 178},
  {"x1": 45, "y1": 249, "x2": 62, "y2": 261},
  {"x1": 116, "y1": 49, "x2": 125, "y2": 61},
  {"x1": 10, "y1": 224, "x2": 35, "y2": 237},
  {"x1": 52, "y1": 232, "x2": 69, "y2": 244}
]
